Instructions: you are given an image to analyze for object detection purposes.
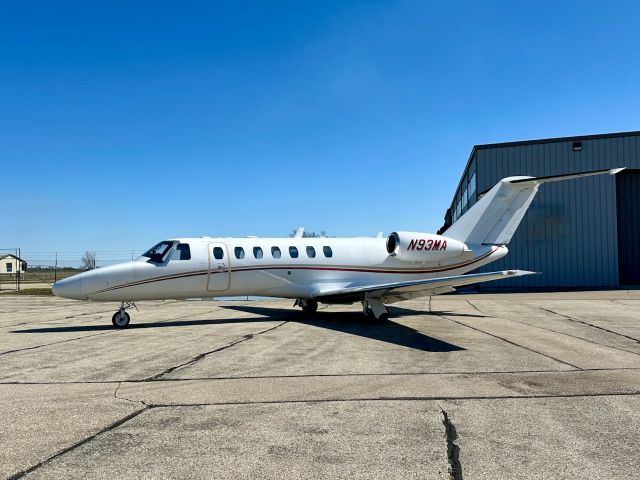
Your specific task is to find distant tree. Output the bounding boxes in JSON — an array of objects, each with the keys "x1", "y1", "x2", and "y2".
[
  {"x1": 81, "y1": 251, "x2": 97, "y2": 270},
  {"x1": 289, "y1": 229, "x2": 327, "y2": 238}
]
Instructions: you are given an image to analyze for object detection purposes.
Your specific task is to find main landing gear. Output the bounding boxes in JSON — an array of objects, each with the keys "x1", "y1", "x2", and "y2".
[
  {"x1": 362, "y1": 298, "x2": 389, "y2": 322},
  {"x1": 294, "y1": 298, "x2": 318, "y2": 314},
  {"x1": 112, "y1": 301, "x2": 136, "y2": 328}
]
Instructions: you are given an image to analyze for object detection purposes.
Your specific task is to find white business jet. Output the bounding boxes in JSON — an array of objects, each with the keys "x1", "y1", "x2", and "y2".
[{"x1": 53, "y1": 168, "x2": 623, "y2": 328}]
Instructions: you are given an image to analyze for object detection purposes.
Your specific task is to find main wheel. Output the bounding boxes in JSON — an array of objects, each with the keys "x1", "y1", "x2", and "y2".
[
  {"x1": 112, "y1": 311, "x2": 131, "y2": 328},
  {"x1": 302, "y1": 299, "x2": 318, "y2": 314}
]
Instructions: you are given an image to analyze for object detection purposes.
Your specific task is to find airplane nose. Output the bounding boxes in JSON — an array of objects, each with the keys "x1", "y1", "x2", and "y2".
[{"x1": 52, "y1": 276, "x2": 82, "y2": 299}]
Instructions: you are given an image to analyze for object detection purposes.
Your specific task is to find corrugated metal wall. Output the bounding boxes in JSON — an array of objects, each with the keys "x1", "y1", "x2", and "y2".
[{"x1": 470, "y1": 134, "x2": 640, "y2": 288}]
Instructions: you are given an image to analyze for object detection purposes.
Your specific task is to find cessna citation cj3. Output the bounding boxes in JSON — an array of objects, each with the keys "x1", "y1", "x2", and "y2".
[{"x1": 53, "y1": 168, "x2": 623, "y2": 328}]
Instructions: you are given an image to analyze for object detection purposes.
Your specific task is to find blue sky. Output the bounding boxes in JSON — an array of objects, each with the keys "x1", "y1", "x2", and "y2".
[{"x1": 3, "y1": 1, "x2": 640, "y2": 266}]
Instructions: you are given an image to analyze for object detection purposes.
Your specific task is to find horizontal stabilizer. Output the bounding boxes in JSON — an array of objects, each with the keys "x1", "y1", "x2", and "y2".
[
  {"x1": 313, "y1": 270, "x2": 537, "y2": 304},
  {"x1": 508, "y1": 167, "x2": 625, "y2": 185}
]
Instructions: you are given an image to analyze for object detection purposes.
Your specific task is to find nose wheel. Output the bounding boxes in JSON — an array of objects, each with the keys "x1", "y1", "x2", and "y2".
[
  {"x1": 112, "y1": 301, "x2": 135, "y2": 328},
  {"x1": 112, "y1": 311, "x2": 130, "y2": 328}
]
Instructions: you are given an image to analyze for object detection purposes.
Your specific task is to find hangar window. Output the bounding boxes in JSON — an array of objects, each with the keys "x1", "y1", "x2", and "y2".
[
  {"x1": 289, "y1": 246, "x2": 299, "y2": 258},
  {"x1": 171, "y1": 243, "x2": 191, "y2": 260},
  {"x1": 323, "y1": 246, "x2": 333, "y2": 258},
  {"x1": 572, "y1": 141, "x2": 583, "y2": 151},
  {"x1": 213, "y1": 247, "x2": 224, "y2": 260},
  {"x1": 234, "y1": 247, "x2": 245, "y2": 259},
  {"x1": 306, "y1": 246, "x2": 316, "y2": 258},
  {"x1": 6, "y1": 263, "x2": 12, "y2": 273},
  {"x1": 253, "y1": 247, "x2": 263, "y2": 259},
  {"x1": 271, "y1": 246, "x2": 281, "y2": 259},
  {"x1": 469, "y1": 172, "x2": 476, "y2": 196}
]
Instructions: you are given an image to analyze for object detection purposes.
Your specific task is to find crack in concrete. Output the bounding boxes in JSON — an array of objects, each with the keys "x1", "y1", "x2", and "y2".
[
  {"x1": 144, "y1": 321, "x2": 288, "y2": 381},
  {"x1": 539, "y1": 306, "x2": 640, "y2": 344},
  {"x1": 7, "y1": 407, "x2": 148, "y2": 479},
  {"x1": 113, "y1": 381, "x2": 147, "y2": 407},
  {"x1": 439, "y1": 407, "x2": 463, "y2": 480},
  {"x1": 435, "y1": 313, "x2": 582, "y2": 370}
]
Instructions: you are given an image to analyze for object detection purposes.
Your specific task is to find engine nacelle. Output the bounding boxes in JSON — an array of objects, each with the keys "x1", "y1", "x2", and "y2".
[{"x1": 386, "y1": 231, "x2": 469, "y2": 262}]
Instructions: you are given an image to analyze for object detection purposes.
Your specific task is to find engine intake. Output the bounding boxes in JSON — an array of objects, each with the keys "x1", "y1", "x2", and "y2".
[{"x1": 386, "y1": 231, "x2": 469, "y2": 262}]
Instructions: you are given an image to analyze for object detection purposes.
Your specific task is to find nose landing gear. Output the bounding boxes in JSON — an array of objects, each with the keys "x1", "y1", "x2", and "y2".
[{"x1": 112, "y1": 301, "x2": 136, "y2": 328}]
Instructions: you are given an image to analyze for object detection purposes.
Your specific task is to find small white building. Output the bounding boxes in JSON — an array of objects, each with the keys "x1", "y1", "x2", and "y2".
[{"x1": 0, "y1": 254, "x2": 27, "y2": 275}]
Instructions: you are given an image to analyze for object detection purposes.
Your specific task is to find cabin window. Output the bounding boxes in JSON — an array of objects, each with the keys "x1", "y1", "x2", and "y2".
[
  {"x1": 323, "y1": 246, "x2": 333, "y2": 258},
  {"x1": 234, "y1": 247, "x2": 245, "y2": 259},
  {"x1": 253, "y1": 247, "x2": 263, "y2": 259},
  {"x1": 306, "y1": 246, "x2": 316, "y2": 258},
  {"x1": 289, "y1": 246, "x2": 299, "y2": 258},
  {"x1": 171, "y1": 243, "x2": 191, "y2": 260},
  {"x1": 213, "y1": 247, "x2": 224, "y2": 260},
  {"x1": 271, "y1": 246, "x2": 281, "y2": 259}
]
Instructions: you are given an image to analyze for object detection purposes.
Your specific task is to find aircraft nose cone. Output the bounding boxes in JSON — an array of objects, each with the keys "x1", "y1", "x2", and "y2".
[{"x1": 52, "y1": 276, "x2": 82, "y2": 299}]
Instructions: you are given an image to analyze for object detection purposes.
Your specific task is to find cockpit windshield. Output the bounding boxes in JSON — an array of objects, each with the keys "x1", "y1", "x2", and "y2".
[{"x1": 141, "y1": 241, "x2": 175, "y2": 263}]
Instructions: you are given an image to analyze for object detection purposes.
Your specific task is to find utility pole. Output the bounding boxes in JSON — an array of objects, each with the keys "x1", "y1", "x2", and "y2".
[
  {"x1": 17, "y1": 248, "x2": 21, "y2": 292},
  {"x1": 54, "y1": 252, "x2": 58, "y2": 283}
]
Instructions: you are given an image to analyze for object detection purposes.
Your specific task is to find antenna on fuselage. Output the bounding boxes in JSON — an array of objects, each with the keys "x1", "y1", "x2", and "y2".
[{"x1": 294, "y1": 227, "x2": 304, "y2": 238}]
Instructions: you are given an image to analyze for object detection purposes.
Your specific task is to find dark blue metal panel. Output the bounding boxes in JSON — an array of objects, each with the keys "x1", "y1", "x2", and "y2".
[{"x1": 460, "y1": 133, "x2": 640, "y2": 289}]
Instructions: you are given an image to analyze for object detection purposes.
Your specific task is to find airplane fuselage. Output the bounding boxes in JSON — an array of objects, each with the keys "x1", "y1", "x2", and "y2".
[{"x1": 53, "y1": 237, "x2": 507, "y2": 302}]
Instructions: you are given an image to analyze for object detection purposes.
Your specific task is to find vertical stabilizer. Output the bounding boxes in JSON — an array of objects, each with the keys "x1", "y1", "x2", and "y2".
[{"x1": 444, "y1": 168, "x2": 623, "y2": 246}]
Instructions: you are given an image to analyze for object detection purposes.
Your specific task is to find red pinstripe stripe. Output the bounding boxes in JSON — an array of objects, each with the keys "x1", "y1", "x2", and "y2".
[{"x1": 88, "y1": 249, "x2": 497, "y2": 295}]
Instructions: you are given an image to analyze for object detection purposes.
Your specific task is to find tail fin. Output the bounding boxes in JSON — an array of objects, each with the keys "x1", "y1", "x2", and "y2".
[{"x1": 445, "y1": 168, "x2": 624, "y2": 246}]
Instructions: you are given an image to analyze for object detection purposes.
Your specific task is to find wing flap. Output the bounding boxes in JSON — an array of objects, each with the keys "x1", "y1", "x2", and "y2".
[{"x1": 312, "y1": 270, "x2": 537, "y2": 303}]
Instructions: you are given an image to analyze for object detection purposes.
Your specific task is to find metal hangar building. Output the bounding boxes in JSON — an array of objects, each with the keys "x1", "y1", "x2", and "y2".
[{"x1": 441, "y1": 131, "x2": 640, "y2": 289}]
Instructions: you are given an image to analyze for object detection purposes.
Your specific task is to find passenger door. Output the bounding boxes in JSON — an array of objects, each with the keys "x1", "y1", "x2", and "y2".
[{"x1": 207, "y1": 242, "x2": 230, "y2": 291}]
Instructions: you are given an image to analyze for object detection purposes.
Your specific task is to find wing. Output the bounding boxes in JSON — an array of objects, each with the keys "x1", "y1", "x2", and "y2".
[{"x1": 312, "y1": 270, "x2": 537, "y2": 304}]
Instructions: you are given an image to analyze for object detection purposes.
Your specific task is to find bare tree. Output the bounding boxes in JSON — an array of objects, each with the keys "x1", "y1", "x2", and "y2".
[
  {"x1": 289, "y1": 229, "x2": 327, "y2": 238},
  {"x1": 81, "y1": 251, "x2": 96, "y2": 270}
]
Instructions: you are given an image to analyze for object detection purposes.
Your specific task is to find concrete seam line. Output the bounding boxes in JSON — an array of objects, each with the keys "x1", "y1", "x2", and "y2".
[
  {"x1": 469, "y1": 300, "x2": 640, "y2": 357},
  {"x1": 539, "y1": 306, "x2": 640, "y2": 344},
  {"x1": 139, "y1": 391, "x2": 640, "y2": 408},
  {"x1": 0, "y1": 331, "x2": 114, "y2": 357},
  {"x1": 439, "y1": 406, "x2": 464, "y2": 480},
  {"x1": 6, "y1": 407, "x2": 148, "y2": 480},
  {"x1": 144, "y1": 320, "x2": 289, "y2": 381},
  {"x1": 2, "y1": 366, "x2": 640, "y2": 385},
  {"x1": 435, "y1": 313, "x2": 583, "y2": 370}
]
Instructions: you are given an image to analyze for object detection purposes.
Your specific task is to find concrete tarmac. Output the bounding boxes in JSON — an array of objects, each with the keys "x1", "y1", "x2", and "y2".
[{"x1": 1, "y1": 291, "x2": 639, "y2": 479}]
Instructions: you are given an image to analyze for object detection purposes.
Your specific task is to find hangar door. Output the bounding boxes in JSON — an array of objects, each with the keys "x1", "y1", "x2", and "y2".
[{"x1": 617, "y1": 169, "x2": 640, "y2": 285}]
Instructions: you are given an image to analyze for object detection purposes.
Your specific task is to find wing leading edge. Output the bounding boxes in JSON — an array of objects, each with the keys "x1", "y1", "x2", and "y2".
[{"x1": 312, "y1": 270, "x2": 537, "y2": 304}]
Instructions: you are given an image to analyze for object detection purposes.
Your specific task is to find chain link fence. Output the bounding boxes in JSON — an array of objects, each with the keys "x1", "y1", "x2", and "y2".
[{"x1": 1, "y1": 249, "x2": 144, "y2": 291}]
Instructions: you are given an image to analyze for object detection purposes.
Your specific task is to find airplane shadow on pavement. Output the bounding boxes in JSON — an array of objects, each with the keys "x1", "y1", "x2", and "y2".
[
  {"x1": 223, "y1": 304, "x2": 466, "y2": 353},
  {"x1": 11, "y1": 304, "x2": 468, "y2": 352}
]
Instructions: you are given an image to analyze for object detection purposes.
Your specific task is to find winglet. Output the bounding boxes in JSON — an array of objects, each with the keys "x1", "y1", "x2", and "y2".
[
  {"x1": 294, "y1": 227, "x2": 304, "y2": 238},
  {"x1": 504, "y1": 270, "x2": 539, "y2": 277},
  {"x1": 609, "y1": 167, "x2": 626, "y2": 175}
]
